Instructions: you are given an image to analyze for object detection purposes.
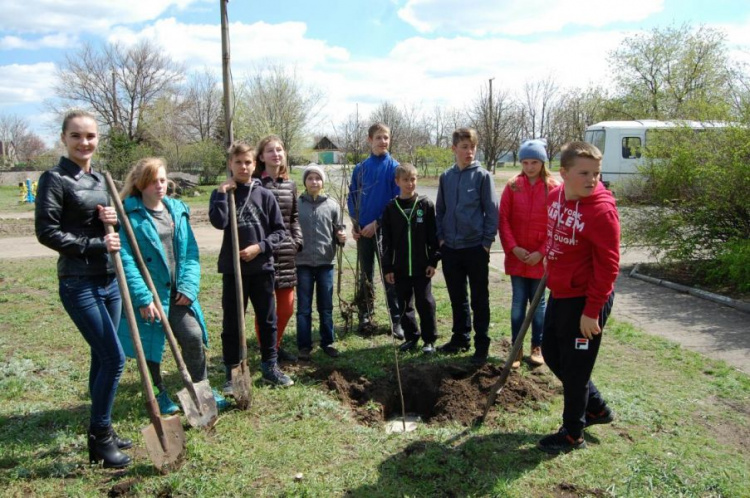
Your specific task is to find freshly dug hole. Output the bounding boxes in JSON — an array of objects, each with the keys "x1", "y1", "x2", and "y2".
[{"x1": 311, "y1": 363, "x2": 558, "y2": 427}]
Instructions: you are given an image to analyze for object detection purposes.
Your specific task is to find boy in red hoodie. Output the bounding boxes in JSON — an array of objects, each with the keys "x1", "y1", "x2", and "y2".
[{"x1": 538, "y1": 141, "x2": 620, "y2": 454}]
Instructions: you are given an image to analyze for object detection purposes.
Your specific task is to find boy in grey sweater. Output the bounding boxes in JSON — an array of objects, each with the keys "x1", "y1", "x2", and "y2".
[{"x1": 436, "y1": 128, "x2": 499, "y2": 364}]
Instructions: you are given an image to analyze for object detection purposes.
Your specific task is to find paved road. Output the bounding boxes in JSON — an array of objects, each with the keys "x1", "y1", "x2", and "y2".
[{"x1": 2, "y1": 174, "x2": 747, "y2": 374}]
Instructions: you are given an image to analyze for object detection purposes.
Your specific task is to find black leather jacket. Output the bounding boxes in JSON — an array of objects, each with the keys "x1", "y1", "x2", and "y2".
[{"x1": 35, "y1": 157, "x2": 114, "y2": 278}]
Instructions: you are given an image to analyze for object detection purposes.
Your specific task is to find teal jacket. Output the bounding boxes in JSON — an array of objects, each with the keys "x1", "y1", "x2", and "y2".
[{"x1": 117, "y1": 196, "x2": 208, "y2": 363}]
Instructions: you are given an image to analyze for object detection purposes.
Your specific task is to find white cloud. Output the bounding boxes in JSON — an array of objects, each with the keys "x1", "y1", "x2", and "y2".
[
  {"x1": 0, "y1": 62, "x2": 57, "y2": 107},
  {"x1": 0, "y1": 0, "x2": 207, "y2": 35},
  {"x1": 398, "y1": 0, "x2": 664, "y2": 35},
  {"x1": 0, "y1": 33, "x2": 77, "y2": 51},
  {"x1": 107, "y1": 18, "x2": 349, "y2": 71}
]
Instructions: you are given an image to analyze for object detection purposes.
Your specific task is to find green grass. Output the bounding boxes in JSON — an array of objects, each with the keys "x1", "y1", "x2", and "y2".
[
  {"x1": 0, "y1": 186, "x2": 37, "y2": 214},
  {"x1": 0, "y1": 254, "x2": 748, "y2": 497}
]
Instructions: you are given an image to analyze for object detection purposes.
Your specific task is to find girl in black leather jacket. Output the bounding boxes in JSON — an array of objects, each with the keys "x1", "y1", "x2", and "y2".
[{"x1": 35, "y1": 110, "x2": 131, "y2": 469}]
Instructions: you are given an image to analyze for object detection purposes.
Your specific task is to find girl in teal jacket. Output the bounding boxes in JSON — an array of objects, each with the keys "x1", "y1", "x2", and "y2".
[{"x1": 117, "y1": 157, "x2": 227, "y2": 414}]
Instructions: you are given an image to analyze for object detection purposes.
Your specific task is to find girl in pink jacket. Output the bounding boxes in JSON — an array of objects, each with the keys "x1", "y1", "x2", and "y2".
[{"x1": 499, "y1": 139, "x2": 558, "y2": 367}]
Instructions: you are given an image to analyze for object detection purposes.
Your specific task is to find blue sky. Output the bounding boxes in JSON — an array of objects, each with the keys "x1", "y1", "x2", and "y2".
[{"x1": 2, "y1": 0, "x2": 749, "y2": 145}]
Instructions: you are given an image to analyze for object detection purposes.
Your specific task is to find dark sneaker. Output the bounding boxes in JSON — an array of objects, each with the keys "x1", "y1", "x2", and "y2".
[
  {"x1": 538, "y1": 427, "x2": 586, "y2": 454},
  {"x1": 277, "y1": 348, "x2": 298, "y2": 363},
  {"x1": 470, "y1": 350, "x2": 488, "y2": 365},
  {"x1": 323, "y1": 345, "x2": 340, "y2": 358},
  {"x1": 298, "y1": 347, "x2": 312, "y2": 361},
  {"x1": 261, "y1": 363, "x2": 294, "y2": 387},
  {"x1": 392, "y1": 323, "x2": 405, "y2": 340},
  {"x1": 222, "y1": 380, "x2": 234, "y2": 397},
  {"x1": 585, "y1": 406, "x2": 614, "y2": 427},
  {"x1": 399, "y1": 339, "x2": 419, "y2": 352},
  {"x1": 422, "y1": 343, "x2": 435, "y2": 355},
  {"x1": 437, "y1": 340, "x2": 471, "y2": 355}
]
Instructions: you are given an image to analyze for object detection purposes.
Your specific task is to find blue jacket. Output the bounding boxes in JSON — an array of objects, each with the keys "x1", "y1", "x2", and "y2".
[
  {"x1": 117, "y1": 196, "x2": 207, "y2": 364},
  {"x1": 436, "y1": 161, "x2": 499, "y2": 249},
  {"x1": 347, "y1": 153, "x2": 400, "y2": 229}
]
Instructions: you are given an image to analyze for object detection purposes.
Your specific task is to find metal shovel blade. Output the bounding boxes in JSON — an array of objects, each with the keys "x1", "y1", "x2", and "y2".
[
  {"x1": 231, "y1": 361, "x2": 252, "y2": 410},
  {"x1": 176, "y1": 379, "x2": 218, "y2": 429},
  {"x1": 141, "y1": 415, "x2": 186, "y2": 473}
]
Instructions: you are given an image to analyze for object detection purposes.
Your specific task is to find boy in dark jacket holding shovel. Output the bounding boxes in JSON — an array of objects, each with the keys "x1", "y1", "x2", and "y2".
[
  {"x1": 209, "y1": 142, "x2": 292, "y2": 388},
  {"x1": 382, "y1": 163, "x2": 440, "y2": 354}
]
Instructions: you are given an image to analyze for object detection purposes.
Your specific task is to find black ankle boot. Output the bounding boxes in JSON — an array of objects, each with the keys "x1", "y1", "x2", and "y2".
[
  {"x1": 88, "y1": 427, "x2": 132, "y2": 468},
  {"x1": 111, "y1": 428, "x2": 133, "y2": 450}
]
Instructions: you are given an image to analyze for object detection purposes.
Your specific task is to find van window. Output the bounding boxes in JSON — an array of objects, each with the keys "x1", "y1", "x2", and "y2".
[
  {"x1": 621, "y1": 137, "x2": 642, "y2": 159},
  {"x1": 584, "y1": 130, "x2": 606, "y2": 153}
]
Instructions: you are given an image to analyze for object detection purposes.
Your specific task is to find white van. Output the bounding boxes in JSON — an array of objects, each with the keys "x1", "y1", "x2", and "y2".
[{"x1": 583, "y1": 120, "x2": 727, "y2": 186}]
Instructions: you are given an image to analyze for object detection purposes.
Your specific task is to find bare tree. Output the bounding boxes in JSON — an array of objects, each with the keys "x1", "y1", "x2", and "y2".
[
  {"x1": 469, "y1": 82, "x2": 517, "y2": 171},
  {"x1": 369, "y1": 101, "x2": 405, "y2": 154},
  {"x1": 183, "y1": 68, "x2": 223, "y2": 142},
  {"x1": 235, "y1": 63, "x2": 325, "y2": 157},
  {"x1": 0, "y1": 114, "x2": 47, "y2": 167},
  {"x1": 333, "y1": 108, "x2": 367, "y2": 165},
  {"x1": 53, "y1": 39, "x2": 184, "y2": 141},
  {"x1": 521, "y1": 76, "x2": 558, "y2": 140}
]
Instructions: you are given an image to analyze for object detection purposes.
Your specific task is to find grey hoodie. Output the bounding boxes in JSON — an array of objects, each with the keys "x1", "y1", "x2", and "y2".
[
  {"x1": 436, "y1": 161, "x2": 499, "y2": 249},
  {"x1": 296, "y1": 192, "x2": 343, "y2": 267}
]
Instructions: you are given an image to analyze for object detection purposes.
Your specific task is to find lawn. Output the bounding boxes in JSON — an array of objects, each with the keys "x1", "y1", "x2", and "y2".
[{"x1": 0, "y1": 252, "x2": 748, "y2": 497}]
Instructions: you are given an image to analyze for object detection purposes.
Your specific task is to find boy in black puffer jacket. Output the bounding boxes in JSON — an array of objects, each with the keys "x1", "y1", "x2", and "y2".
[{"x1": 382, "y1": 163, "x2": 440, "y2": 354}]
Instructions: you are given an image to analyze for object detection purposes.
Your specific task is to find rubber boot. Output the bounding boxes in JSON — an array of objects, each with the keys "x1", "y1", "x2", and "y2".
[
  {"x1": 156, "y1": 389, "x2": 180, "y2": 415},
  {"x1": 88, "y1": 426, "x2": 132, "y2": 469}
]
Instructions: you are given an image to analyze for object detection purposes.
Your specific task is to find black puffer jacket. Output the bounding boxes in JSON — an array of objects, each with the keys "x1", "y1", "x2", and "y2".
[
  {"x1": 260, "y1": 176, "x2": 303, "y2": 288},
  {"x1": 35, "y1": 156, "x2": 114, "y2": 278}
]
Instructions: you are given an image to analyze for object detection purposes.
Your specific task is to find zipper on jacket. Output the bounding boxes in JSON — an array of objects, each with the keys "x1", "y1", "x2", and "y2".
[{"x1": 395, "y1": 197, "x2": 418, "y2": 276}]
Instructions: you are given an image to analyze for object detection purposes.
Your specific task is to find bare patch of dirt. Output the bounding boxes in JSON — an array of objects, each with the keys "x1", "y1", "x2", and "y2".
[
  {"x1": 310, "y1": 362, "x2": 558, "y2": 427},
  {"x1": 552, "y1": 482, "x2": 608, "y2": 497},
  {"x1": 0, "y1": 218, "x2": 34, "y2": 237}
]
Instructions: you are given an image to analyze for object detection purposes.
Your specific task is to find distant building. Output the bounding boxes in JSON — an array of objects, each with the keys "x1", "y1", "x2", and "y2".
[{"x1": 312, "y1": 136, "x2": 345, "y2": 165}]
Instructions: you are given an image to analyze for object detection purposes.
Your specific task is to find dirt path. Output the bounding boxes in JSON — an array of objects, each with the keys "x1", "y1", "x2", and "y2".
[{"x1": 2, "y1": 185, "x2": 748, "y2": 374}]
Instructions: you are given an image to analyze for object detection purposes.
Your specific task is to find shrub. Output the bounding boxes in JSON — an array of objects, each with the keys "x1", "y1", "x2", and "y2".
[{"x1": 622, "y1": 125, "x2": 750, "y2": 265}]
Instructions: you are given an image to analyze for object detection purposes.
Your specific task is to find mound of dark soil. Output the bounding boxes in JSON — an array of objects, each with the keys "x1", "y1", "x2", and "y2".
[{"x1": 310, "y1": 362, "x2": 558, "y2": 427}]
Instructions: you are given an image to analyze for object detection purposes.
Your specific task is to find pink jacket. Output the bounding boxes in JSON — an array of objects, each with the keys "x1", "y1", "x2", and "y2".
[{"x1": 499, "y1": 174, "x2": 557, "y2": 278}]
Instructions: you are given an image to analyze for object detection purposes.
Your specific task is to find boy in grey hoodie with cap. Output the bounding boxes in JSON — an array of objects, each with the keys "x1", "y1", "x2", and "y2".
[{"x1": 436, "y1": 128, "x2": 499, "y2": 364}]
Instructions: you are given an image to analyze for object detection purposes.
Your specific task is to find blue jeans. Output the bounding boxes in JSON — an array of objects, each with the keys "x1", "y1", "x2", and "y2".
[
  {"x1": 59, "y1": 275, "x2": 124, "y2": 430},
  {"x1": 296, "y1": 265, "x2": 335, "y2": 349},
  {"x1": 356, "y1": 231, "x2": 400, "y2": 323},
  {"x1": 510, "y1": 276, "x2": 547, "y2": 347}
]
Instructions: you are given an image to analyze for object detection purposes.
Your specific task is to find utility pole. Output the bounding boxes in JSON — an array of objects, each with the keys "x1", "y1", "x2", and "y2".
[{"x1": 489, "y1": 77, "x2": 495, "y2": 172}]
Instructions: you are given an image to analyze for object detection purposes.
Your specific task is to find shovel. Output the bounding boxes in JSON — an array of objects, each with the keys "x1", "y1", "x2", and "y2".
[
  {"x1": 477, "y1": 273, "x2": 548, "y2": 425},
  {"x1": 227, "y1": 188, "x2": 252, "y2": 410},
  {"x1": 106, "y1": 223, "x2": 186, "y2": 472},
  {"x1": 105, "y1": 173, "x2": 218, "y2": 429}
]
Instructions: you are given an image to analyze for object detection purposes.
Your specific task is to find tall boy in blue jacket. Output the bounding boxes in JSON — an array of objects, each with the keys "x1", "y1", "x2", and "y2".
[
  {"x1": 436, "y1": 127, "x2": 499, "y2": 364},
  {"x1": 347, "y1": 122, "x2": 402, "y2": 337}
]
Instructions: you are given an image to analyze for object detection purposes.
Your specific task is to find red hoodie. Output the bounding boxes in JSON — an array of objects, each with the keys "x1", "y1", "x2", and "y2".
[{"x1": 545, "y1": 183, "x2": 620, "y2": 319}]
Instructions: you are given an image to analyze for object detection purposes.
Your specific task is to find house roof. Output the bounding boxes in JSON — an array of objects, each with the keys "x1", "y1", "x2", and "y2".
[{"x1": 313, "y1": 136, "x2": 340, "y2": 151}]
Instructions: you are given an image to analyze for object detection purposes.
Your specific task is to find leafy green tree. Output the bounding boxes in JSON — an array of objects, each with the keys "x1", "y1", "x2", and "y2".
[{"x1": 609, "y1": 24, "x2": 732, "y2": 120}]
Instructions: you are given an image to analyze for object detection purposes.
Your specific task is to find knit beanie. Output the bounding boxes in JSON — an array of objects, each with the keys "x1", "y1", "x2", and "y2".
[
  {"x1": 519, "y1": 139, "x2": 548, "y2": 163},
  {"x1": 302, "y1": 165, "x2": 326, "y2": 184}
]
